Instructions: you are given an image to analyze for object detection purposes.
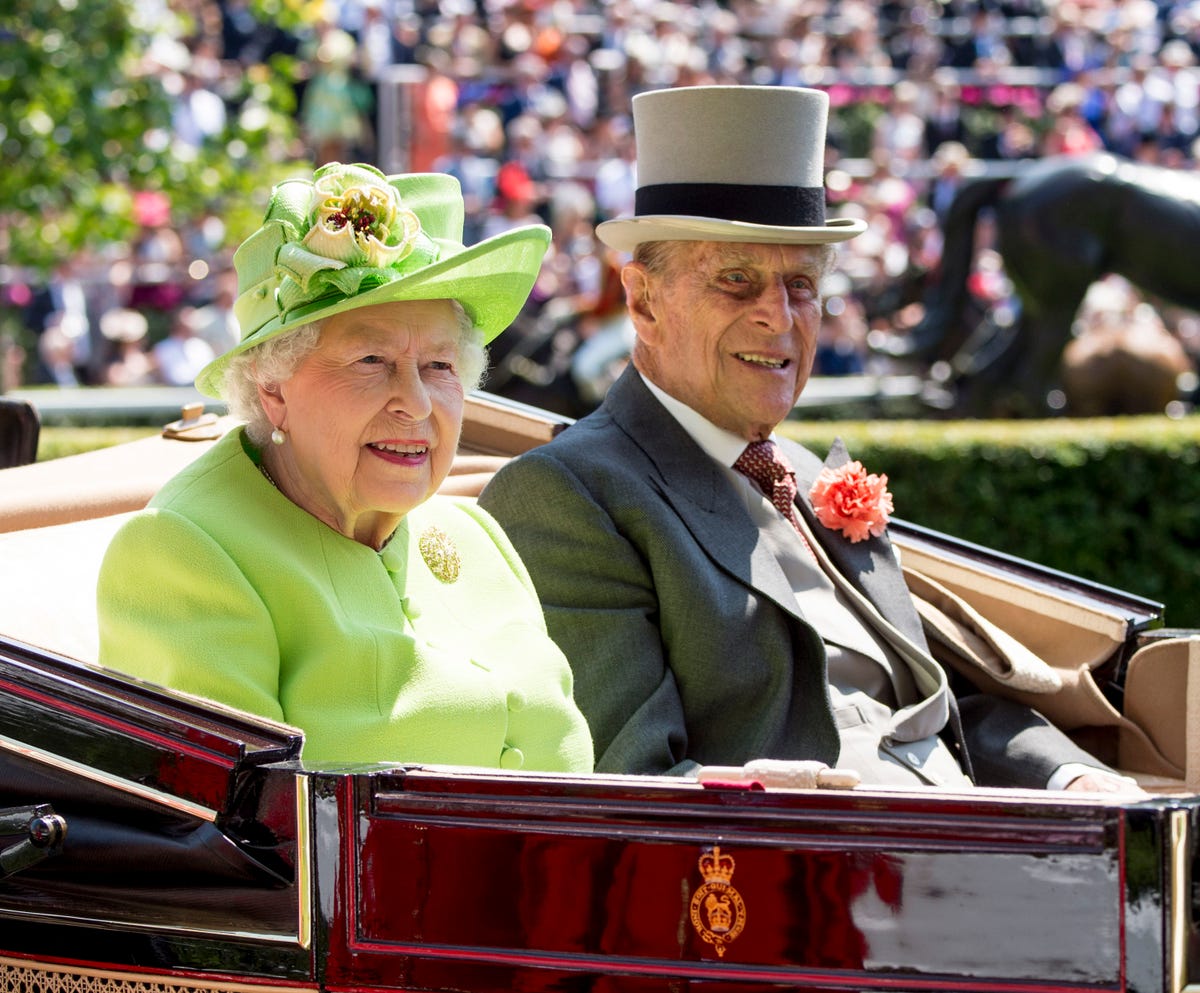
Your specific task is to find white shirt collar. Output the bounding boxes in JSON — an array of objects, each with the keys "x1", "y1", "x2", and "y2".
[{"x1": 640, "y1": 372, "x2": 772, "y2": 468}]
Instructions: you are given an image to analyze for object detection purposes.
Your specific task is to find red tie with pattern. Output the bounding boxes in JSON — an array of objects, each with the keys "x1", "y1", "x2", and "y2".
[{"x1": 734, "y1": 440, "x2": 816, "y2": 554}]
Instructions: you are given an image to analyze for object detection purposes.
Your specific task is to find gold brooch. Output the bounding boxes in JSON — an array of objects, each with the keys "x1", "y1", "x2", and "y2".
[
  {"x1": 419, "y1": 526, "x2": 460, "y2": 583},
  {"x1": 689, "y1": 846, "x2": 746, "y2": 958}
]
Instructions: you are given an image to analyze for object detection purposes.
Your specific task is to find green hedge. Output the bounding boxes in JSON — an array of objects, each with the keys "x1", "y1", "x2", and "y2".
[
  {"x1": 779, "y1": 415, "x2": 1200, "y2": 629},
  {"x1": 35, "y1": 426, "x2": 158, "y2": 461}
]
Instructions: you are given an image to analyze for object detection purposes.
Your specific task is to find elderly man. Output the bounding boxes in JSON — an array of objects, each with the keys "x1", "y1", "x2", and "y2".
[{"x1": 479, "y1": 85, "x2": 1132, "y2": 792}]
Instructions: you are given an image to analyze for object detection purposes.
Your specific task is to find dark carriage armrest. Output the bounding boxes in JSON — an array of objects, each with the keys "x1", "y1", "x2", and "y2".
[
  {"x1": 0, "y1": 638, "x2": 302, "y2": 815},
  {"x1": 0, "y1": 639, "x2": 306, "y2": 936}
]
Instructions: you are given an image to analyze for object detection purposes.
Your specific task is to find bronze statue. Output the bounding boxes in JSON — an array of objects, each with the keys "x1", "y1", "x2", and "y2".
[{"x1": 887, "y1": 153, "x2": 1200, "y2": 416}]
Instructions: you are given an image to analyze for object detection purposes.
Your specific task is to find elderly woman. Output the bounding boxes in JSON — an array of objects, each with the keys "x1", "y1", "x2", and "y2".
[{"x1": 97, "y1": 163, "x2": 593, "y2": 773}]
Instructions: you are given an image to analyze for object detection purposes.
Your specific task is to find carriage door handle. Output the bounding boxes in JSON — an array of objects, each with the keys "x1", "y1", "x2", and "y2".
[{"x1": 0, "y1": 804, "x2": 67, "y2": 879}]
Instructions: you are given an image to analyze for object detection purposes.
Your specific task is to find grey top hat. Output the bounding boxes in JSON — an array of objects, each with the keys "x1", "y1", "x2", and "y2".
[{"x1": 596, "y1": 85, "x2": 867, "y2": 252}]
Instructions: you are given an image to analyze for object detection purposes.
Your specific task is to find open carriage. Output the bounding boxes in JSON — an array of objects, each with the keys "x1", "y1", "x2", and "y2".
[{"x1": 0, "y1": 393, "x2": 1198, "y2": 993}]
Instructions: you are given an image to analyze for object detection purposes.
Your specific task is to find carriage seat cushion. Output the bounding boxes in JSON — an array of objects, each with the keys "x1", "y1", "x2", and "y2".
[{"x1": 0, "y1": 511, "x2": 130, "y2": 663}]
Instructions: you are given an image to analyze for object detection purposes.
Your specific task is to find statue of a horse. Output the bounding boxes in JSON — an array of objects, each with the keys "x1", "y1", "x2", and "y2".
[{"x1": 887, "y1": 153, "x2": 1200, "y2": 415}]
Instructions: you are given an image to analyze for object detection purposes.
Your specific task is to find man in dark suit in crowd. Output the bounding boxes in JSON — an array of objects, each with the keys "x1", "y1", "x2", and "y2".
[{"x1": 480, "y1": 85, "x2": 1137, "y2": 793}]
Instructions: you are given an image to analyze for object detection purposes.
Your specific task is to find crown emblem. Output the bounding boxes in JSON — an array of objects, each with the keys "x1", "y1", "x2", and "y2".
[
  {"x1": 689, "y1": 845, "x2": 746, "y2": 958},
  {"x1": 698, "y1": 847, "x2": 736, "y2": 884}
]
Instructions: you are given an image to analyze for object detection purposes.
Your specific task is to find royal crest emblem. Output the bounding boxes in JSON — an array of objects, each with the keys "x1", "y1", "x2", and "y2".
[{"x1": 689, "y1": 846, "x2": 746, "y2": 957}]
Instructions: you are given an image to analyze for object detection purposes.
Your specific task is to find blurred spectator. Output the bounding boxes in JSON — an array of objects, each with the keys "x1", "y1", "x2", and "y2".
[
  {"x1": 171, "y1": 61, "x2": 227, "y2": 150},
  {"x1": 221, "y1": 0, "x2": 298, "y2": 64},
  {"x1": 537, "y1": 90, "x2": 590, "y2": 180},
  {"x1": 429, "y1": 3, "x2": 493, "y2": 67},
  {"x1": 37, "y1": 314, "x2": 83, "y2": 388},
  {"x1": 592, "y1": 116, "x2": 638, "y2": 222},
  {"x1": 990, "y1": 105, "x2": 1041, "y2": 160},
  {"x1": 927, "y1": 141, "x2": 973, "y2": 222},
  {"x1": 704, "y1": 7, "x2": 751, "y2": 79},
  {"x1": 944, "y1": 6, "x2": 1010, "y2": 69},
  {"x1": 433, "y1": 104, "x2": 504, "y2": 244},
  {"x1": 873, "y1": 80, "x2": 926, "y2": 168},
  {"x1": 497, "y1": 52, "x2": 556, "y2": 126},
  {"x1": 548, "y1": 32, "x2": 603, "y2": 130},
  {"x1": 480, "y1": 161, "x2": 545, "y2": 241},
  {"x1": 1037, "y1": 3, "x2": 1107, "y2": 77},
  {"x1": 1149, "y1": 40, "x2": 1198, "y2": 149},
  {"x1": 355, "y1": 0, "x2": 400, "y2": 111},
  {"x1": 186, "y1": 268, "x2": 241, "y2": 357},
  {"x1": 99, "y1": 309, "x2": 155, "y2": 387},
  {"x1": 153, "y1": 307, "x2": 216, "y2": 387},
  {"x1": 127, "y1": 191, "x2": 187, "y2": 339},
  {"x1": 504, "y1": 112, "x2": 551, "y2": 185},
  {"x1": 816, "y1": 273, "x2": 870, "y2": 376},
  {"x1": 300, "y1": 25, "x2": 373, "y2": 164},
  {"x1": 924, "y1": 76, "x2": 969, "y2": 157},
  {"x1": 967, "y1": 246, "x2": 1016, "y2": 314},
  {"x1": 1109, "y1": 55, "x2": 1173, "y2": 155},
  {"x1": 539, "y1": 181, "x2": 604, "y2": 315},
  {"x1": 886, "y1": 7, "x2": 944, "y2": 76},
  {"x1": 864, "y1": 154, "x2": 919, "y2": 239},
  {"x1": 1041, "y1": 82, "x2": 1105, "y2": 155},
  {"x1": 22, "y1": 258, "x2": 92, "y2": 384},
  {"x1": 408, "y1": 47, "x2": 460, "y2": 173}
]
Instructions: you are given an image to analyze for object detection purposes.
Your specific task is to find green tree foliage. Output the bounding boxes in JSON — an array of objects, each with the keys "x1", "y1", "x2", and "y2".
[{"x1": 0, "y1": 0, "x2": 314, "y2": 273}]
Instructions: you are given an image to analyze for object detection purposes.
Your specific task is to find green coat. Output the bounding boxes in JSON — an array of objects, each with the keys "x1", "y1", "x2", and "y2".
[{"x1": 97, "y1": 428, "x2": 593, "y2": 772}]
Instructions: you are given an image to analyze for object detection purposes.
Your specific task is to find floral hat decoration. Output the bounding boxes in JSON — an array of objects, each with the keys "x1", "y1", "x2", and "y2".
[{"x1": 195, "y1": 162, "x2": 551, "y2": 398}]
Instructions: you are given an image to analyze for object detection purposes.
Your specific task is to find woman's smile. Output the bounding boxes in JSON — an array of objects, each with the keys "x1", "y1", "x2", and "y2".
[{"x1": 367, "y1": 440, "x2": 431, "y2": 464}]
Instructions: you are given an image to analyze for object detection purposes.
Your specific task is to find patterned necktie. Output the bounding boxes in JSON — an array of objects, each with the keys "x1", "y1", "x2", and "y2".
[{"x1": 734, "y1": 440, "x2": 815, "y2": 554}]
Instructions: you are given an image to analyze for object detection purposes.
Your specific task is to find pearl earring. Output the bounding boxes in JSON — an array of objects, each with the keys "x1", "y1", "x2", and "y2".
[{"x1": 270, "y1": 428, "x2": 286, "y2": 446}]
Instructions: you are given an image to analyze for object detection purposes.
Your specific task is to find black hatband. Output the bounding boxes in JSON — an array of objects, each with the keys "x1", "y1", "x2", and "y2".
[{"x1": 634, "y1": 182, "x2": 826, "y2": 226}]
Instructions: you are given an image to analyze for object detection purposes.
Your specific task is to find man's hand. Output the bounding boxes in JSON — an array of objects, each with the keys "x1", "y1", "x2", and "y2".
[{"x1": 1065, "y1": 771, "x2": 1148, "y2": 796}]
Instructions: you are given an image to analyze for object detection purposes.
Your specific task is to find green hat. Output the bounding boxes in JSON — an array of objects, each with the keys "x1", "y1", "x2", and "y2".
[{"x1": 195, "y1": 162, "x2": 551, "y2": 398}]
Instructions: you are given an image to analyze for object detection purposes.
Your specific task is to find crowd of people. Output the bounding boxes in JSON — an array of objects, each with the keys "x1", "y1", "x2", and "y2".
[{"x1": 9, "y1": 0, "x2": 1200, "y2": 410}]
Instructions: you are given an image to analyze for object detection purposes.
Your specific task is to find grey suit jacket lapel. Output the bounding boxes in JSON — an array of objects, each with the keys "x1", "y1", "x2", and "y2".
[
  {"x1": 603, "y1": 369, "x2": 807, "y2": 622},
  {"x1": 786, "y1": 436, "x2": 930, "y2": 650}
]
